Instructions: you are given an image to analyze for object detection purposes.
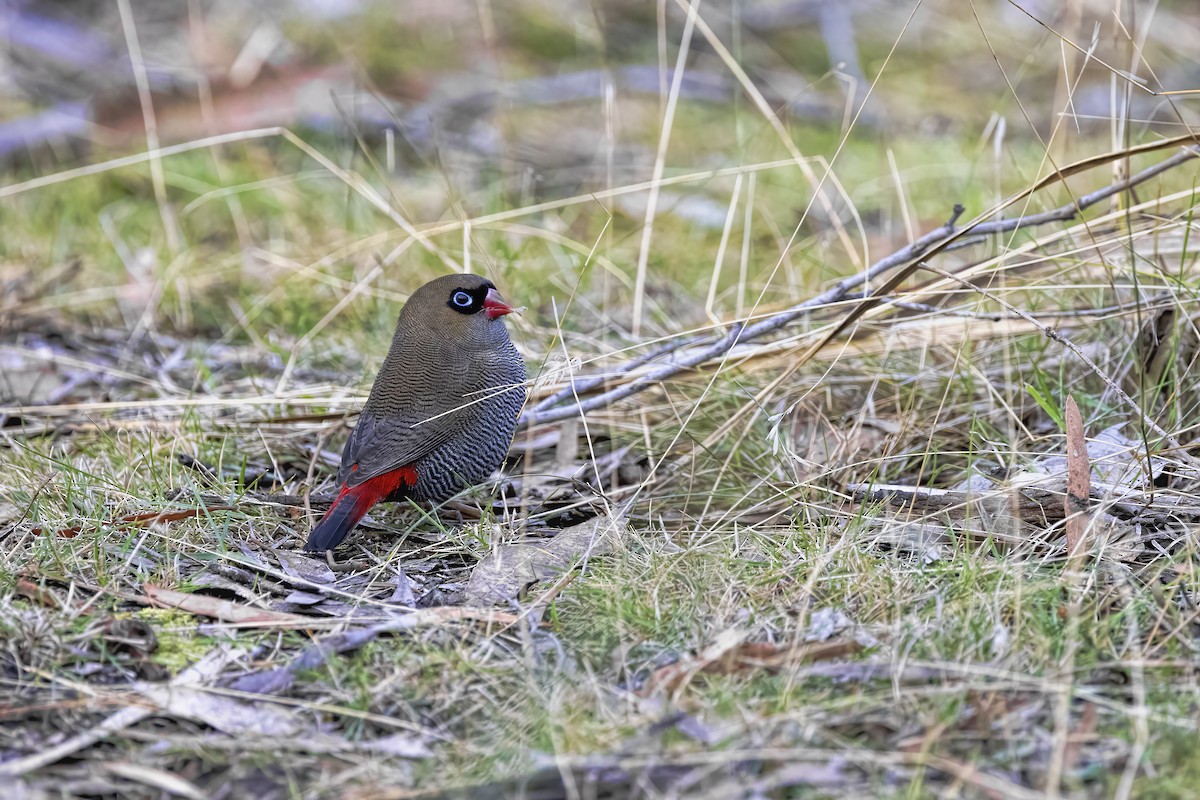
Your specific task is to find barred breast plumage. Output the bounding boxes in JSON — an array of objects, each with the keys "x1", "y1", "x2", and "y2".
[{"x1": 304, "y1": 274, "x2": 526, "y2": 552}]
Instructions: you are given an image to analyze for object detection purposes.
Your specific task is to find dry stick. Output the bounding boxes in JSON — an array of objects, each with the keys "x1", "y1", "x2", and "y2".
[
  {"x1": 803, "y1": 137, "x2": 1200, "y2": 359},
  {"x1": 520, "y1": 146, "x2": 1200, "y2": 430},
  {"x1": 529, "y1": 336, "x2": 698, "y2": 414}
]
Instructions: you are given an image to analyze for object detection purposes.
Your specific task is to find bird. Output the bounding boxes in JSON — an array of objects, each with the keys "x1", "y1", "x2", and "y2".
[{"x1": 304, "y1": 274, "x2": 526, "y2": 552}]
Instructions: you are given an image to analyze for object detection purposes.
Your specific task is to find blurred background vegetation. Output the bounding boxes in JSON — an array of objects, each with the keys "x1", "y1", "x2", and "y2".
[
  {"x1": 5, "y1": 0, "x2": 1196, "y2": 352},
  {"x1": 5, "y1": 1, "x2": 1200, "y2": 797}
]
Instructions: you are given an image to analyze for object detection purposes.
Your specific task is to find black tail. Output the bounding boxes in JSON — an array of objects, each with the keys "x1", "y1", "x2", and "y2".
[{"x1": 303, "y1": 490, "x2": 368, "y2": 552}]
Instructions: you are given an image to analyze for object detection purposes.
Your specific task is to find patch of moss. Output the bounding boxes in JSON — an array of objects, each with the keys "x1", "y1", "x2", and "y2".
[{"x1": 128, "y1": 607, "x2": 217, "y2": 673}]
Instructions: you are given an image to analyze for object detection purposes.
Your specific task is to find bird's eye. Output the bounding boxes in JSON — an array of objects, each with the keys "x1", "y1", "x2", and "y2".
[{"x1": 451, "y1": 291, "x2": 473, "y2": 308}]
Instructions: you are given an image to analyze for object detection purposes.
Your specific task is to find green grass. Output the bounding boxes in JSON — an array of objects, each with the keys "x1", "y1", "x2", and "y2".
[{"x1": 5, "y1": 1, "x2": 1200, "y2": 797}]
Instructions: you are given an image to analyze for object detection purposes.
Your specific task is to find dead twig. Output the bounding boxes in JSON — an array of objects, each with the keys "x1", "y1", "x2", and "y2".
[{"x1": 519, "y1": 144, "x2": 1200, "y2": 429}]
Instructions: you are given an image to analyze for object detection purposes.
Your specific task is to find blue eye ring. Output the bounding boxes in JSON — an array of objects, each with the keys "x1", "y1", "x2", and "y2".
[{"x1": 451, "y1": 290, "x2": 473, "y2": 308}]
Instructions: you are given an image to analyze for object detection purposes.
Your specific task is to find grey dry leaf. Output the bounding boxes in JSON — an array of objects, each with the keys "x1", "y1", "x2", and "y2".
[
  {"x1": 274, "y1": 549, "x2": 336, "y2": 584},
  {"x1": 387, "y1": 570, "x2": 417, "y2": 607},
  {"x1": 280, "y1": 590, "x2": 327, "y2": 606},
  {"x1": 359, "y1": 733, "x2": 434, "y2": 758},
  {"x1": 134, "y1": 683, "x2": 304, "y2": 736},
  {"x1": 191, "y1": 569, "x2": 264, "y2": 603},
  {"x1": 0, "y1": 647, "x2": 243, "y2": 777},
  {"x1": 103, "y1": 762, "x2": 206, "y2": 800},
  {"x1": 805, "y1": 607, "x2": 853, "y2": 642},
  {"x1": 754, "y1": 758, "x2": 851, "y2": 791},
  {"x1": 466, "y1": 515, "x2": 623, "y2": 605}
]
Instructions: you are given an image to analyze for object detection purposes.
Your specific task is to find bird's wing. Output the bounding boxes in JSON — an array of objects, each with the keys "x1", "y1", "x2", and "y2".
[{"x1": 336, "y1": 408, "x2": 459, "y2": 488}]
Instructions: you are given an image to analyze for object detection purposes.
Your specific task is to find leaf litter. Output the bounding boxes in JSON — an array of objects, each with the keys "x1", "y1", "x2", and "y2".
[
  {"x1": 7, "y1": 267, "x2": 1189, "y2": 798},
  {"x1": 5, "y1": 7, "x2": 1200, "y2": 795}
]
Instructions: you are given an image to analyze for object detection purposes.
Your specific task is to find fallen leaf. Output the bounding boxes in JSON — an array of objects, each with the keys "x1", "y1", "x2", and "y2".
[
  {"x1": 793, "y1": 659, "x2": 947, "y2": 685},
  {"x1": 280, "y1": 590, "x2": 327, "y2": 606},
  {"x1": 388, "y1": 606, "x2": 520, "y2": 628},
  {"x1": 644, "y1": 627, "x2": 747, "y2": 695},
  {"x1": 33, "y1": 504, "x2": 235, "y2": 539},
  {"x1": 104, "y1": 761, "x2": 206, "y2": 800},
  {"x1": 1062, "y1": 701, "x2": 1099, "y2": 775},
  {"x1": 274, "y1": 550, "x2": 336, "y2": 584},
  {"x1": 14, "y1": 578, "x2": 63, "y2": 609},
  {"x1": 466, "y1": 515, "x2": 622, "y2": 605},
  {"x1": 673, "y1": 714, "x2": 718, "y2": 745},
  {"x1": 225, "y1": 668, "x2": 294, "y2": 696},
  {"x1": 1039, "y1": 424, "x2": 1170, "y2": 489},
  {"x1": 134, "y1": 683, "x2": 302, "y2": 736},
  {"x1": 191, "y1": 570, "x2": 262, "y2": 603},
  {"x1": 754, "y1": 758, "x2": 850, "y2": 791},
  {"x1": 387, "y1": 571, "x2": 417, "y2": 607},
  {"x1": 1064, "y1": 395, "x2": 1090, "y2": 558}
]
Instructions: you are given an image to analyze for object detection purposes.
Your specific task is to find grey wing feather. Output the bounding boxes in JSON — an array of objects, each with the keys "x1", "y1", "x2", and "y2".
[{"x1": 336, "y1": 409, "x2": 456, "y2": 487}]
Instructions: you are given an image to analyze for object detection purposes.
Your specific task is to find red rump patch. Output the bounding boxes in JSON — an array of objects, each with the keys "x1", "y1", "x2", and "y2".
[
  {"x1": 307, "y1": 464, "x2": 421, "y2": 551},
  {"x1": 319, "y1": 465, "x2": 422, "y2": 528},
  {"x1": 317, "y1": 464, "x2": 420, "y2": 528},
  {"x1": 346, "y1": 465, "x2": 418, "y2": 510},
  {"x1": 385, "y1": 465, "x2": 418, "y2": 491}
]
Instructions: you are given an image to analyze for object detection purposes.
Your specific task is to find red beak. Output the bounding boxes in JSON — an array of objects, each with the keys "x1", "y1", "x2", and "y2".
[{"x1": 483, "y1": 288, "x2": 515, "y2": 319}]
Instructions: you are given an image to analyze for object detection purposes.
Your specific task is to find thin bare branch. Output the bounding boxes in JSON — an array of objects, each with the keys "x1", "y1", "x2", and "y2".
[{"x1": 520, "y1": 146, "x2": 1200, "y2": 429}]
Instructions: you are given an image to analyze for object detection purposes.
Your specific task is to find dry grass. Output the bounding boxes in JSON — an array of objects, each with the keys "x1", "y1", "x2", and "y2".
[{"x1": 4, "y1": 1, "x2": 1200, "y2": 798}]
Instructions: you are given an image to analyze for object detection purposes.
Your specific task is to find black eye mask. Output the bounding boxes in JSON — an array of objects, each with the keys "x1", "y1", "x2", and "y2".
[{"x1": 446, "y1": 282, "x2": 493, "y2": 315}]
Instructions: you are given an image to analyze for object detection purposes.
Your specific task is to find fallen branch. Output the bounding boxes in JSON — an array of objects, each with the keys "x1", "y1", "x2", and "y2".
[{"x1": 519, "y1": 143, "x2": 1200, "y2": 429}]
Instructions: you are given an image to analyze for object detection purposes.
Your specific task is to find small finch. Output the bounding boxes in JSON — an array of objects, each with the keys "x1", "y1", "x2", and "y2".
[{"x1": 304, "y1": 274, "x2": 525, "y2": 552}]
